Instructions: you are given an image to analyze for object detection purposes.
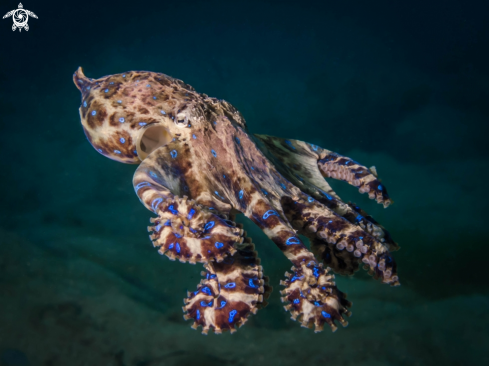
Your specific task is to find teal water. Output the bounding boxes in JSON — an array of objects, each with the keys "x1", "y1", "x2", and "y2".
[{"x1": 0, "y1": 1, "x2": 488, "y2": 365}]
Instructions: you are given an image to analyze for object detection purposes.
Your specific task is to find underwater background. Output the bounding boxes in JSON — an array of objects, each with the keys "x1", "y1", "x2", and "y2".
[{"x1": 0, "y1": 0, "x2": 488, "y2": 365}]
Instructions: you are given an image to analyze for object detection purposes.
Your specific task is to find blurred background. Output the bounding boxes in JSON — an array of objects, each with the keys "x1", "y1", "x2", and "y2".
[{"x1": 0, "y1": 0, "x2": 488, "y2": 365}]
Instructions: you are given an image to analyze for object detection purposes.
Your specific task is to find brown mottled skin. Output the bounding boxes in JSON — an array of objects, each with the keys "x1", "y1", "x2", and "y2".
[{"x1": 73, "y1": 67, "x2": 400, "y2": 334}]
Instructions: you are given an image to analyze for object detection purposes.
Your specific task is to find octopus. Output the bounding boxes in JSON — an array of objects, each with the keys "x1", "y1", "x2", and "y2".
[{"x1": 73, "y1": 67, "x2": 400, "y2": 334}]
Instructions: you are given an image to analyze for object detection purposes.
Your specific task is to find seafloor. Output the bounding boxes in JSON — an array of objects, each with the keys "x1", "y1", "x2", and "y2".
[{"x1": 0, "y1": 1, "x2": 488, "y2": 365}]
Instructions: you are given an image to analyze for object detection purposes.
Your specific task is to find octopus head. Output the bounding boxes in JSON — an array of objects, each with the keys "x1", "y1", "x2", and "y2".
[{"x1": 73, "y1": 67, "x2": 194, "y2": 164}]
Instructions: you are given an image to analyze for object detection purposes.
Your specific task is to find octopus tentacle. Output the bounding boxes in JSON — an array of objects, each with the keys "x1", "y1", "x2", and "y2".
[
  {"x1": 183, "y1": 240, "x2": 271, "y2": 334},
  {"x1": 245, "y1": 197, "x2": 351, "y2": 331},
  {"x1": 281, "y1": 195, "x2": 400, "y2": 286},
  {"x1": 134, "y1": 168, "x2": 243, "y2": 264},
  {"x1": 280, "y1": 262, "x2": 351, "y2": 332},
  {"x1": 253, "y1": 135, "x2": 397, "y2": 244},
  {"x1": 313, "y1": 193, "x2": 399, "y2": 251},
  {"x1": 318, "y1": 152, "x2": 392, "y2": 208},
  {"x1": 309, "y1": 236, "x2": 360, "y2": 276},
  {"x1": 346, "y1": 202, "x2": 399, "y2": 252}
]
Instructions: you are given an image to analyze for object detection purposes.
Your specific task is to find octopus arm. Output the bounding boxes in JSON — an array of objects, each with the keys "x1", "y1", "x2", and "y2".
[
  {"x1": 255, "y1": 134, "x2": 391, "y2": 207},
  {"x1": 282, "y1": 195, "x2": 400, "y2": 286},
  {"x1": 133, "y1": 157, "x2": 244, "y2": 264},
  {"x1": 183, "y1": 239, "x2": 272, "y2": 334},
  {"x1": 254, "y1": 134, "x2": 397, "y2": 249},
  {"x1": 244, "y1": 196, "x2": 351, "y2": 332}
]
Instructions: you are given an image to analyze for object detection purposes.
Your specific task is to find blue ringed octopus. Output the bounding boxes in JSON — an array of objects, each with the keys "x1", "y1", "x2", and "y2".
[{"x1": 73, "y1": 67, "x2": 400, "y2": 334}]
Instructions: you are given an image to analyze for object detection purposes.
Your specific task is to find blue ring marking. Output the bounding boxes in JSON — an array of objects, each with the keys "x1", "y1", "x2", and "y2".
[
  {"x1": 153, "y1": 96, "x2": 157, "y2": 100},
  {"x1": 313, "y1": 267, "x2": 320, "y2": 278},
  {"x1": 378, "y1": 184, "x2": 383, "y2": 191},
  {"x1": 168, "y1": 205, "x2": 178, "y2": 215},
  {"x1": 170, "y1": 150, "x2": 177, "y2": 158},
  {"x1": 151, "y1": 198, "x2": 163, "y2": 212},
  {"x1": 86, "y1": 86, "x2": 91, "y2": 90},
  {"x1": 150, "y1": 171, "x2": 157, "y2": 178},
  {"x1": 228, "y1": 309, "x2": 237, "y2": 322},
  {"x1": 308, "y1": 196, "x2": 314, "y2": 202},
  {"x1": 120, "y1": 137, "x2": 126, "y2": 143},
  {"x1": 200, "y1": 300, "x2": 208, "y2": 307},
  {"x1": 314, "y1": 301, "x2": 321, "y2": 306},
  {"x1": 322, "y1": 286, "x2": 326, "y2": 290},
  {"x1": 325, "y1": 194, "x2": 332, "y2": 200},
  {"x1": 215, "y1": 242, "x2": 224, "y2": 249},
  {"x1": 135, "y1": 181, "x2": 151, "y2": 192},
  {"x1": 262, "y1": 189, "x2": 268, "y2": 195},
  {"x1": 204, "y1": 221, "x2": 215, "y2": 231},
  {"x1": 355, "y1": 214, "x2": 364, "y2": 222},
  {"x1": 146, "y1": 84, "x2": 151, "y2": 87},
  {"x1": 83, "y1": 101, "x2": 87, "y2": 107},
  {"x1": 176, "y1": 243, "x2": 181, "y2": 253},
  {"x1": 201, "y1": 287, "x2": 212, "y2": 295},
  {"x1": 174, "y1": 233, "x2": 182, "y2": 238},
  {"x1": 187, "y1": 209, "x2": 196, "y2": 220},
  {"x1": 105, "y1": 89, "x2": 109, "y2": 93},
  {"x1": 224, "y1": 282, "x2": 236, "y2": 289},
  {"x1": 321, "y1": 311, "x2": 331, "y2": 318},
  {"x1": 122, "y1": 74, "x2": 126, "y2": 78},
  {"x1": 119, "y1": 117, "x2": 125, "y2": 123},
  {"x1": 286, "y1": 237, "x2": 301, "y2": 245},
  {"x1": 209, "y1": 274, "x2": 217, "y2": 279},
  {"x1": 235, "y1": 137, "x2": 240, "y2": 144},
  {"x1": 192, "y1": 134, "x2": 196, "y2": 139},
  {"x1": 218, "y1": 300, "x2": 227, "y2": 309},
  {"x1": 160, "y1": 110, "x2": 166, "y2": 115},
  {"x1": 117, "y1": 100, "x2": 122, "y2": 104},
  {"x1": 251, "y1": 166, "x2": 255, "y2": 170},
  {"x1": 196, "y1": 309, "x2": 200, "y2": 320},
  {"x1": 280, "y1": 183, "x2": 287, "y2": 190},
  {"x1": 248, "y1": 279, "x2": 258, "y2": 288},
  {"x1": 311, "y1": 144, "x2": 319, "y2": 151},
  {"x1": 285, "y1": 140, "x2": 296, "y2": 149},
  {"x1": 293, "y1": 298, "x2": 300, "y2": 304},
  {"x1": 139, "y1": 122, "x2": 147, "y2": 126},
  {"x1": 290, "y1": 276, "x2": 300, "y2": 282},
  {"x1": 154, "y1": 224, "x2": 162, "y2": 232},
  {"x1": 91, "y1": 110, "x2": 97, "y2": 116},
  {"x1": 262, "y1": 210, "x2": 279, "y2": 220},
  {"x1": 239, "y1": 190, "x2": 244, "y2": 199},
  {"x1": 211, "y1": 149, "x2": 217, "y2": 157},
  {"x1": 164, "y1": 220, "x2": 171, "y2": 226},
  {"x1": 168, "y1": 243, "x2": 174, "y2": 249},
  {"x1": 114, "y1": 150, "x2": 121, "y2": 154}
]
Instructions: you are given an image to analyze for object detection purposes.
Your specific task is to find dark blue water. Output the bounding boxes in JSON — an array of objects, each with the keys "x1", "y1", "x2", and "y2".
[{"x1": 1, "y1": 0, "x2": 488, "y2": 365}]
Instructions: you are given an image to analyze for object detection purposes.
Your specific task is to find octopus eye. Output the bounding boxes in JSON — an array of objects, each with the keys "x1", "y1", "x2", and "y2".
[
  {"x1": 136, "y1": 123, "x2": 172, "y2": 161},
  {"x1": 175, "y1": 112, "x2": 189, "y2": 127}
]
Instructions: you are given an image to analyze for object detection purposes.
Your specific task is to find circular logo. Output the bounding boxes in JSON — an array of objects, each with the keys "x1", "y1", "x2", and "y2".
[{"x1": 12, "y1": 9, "x2": 28, "y2": 28}]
